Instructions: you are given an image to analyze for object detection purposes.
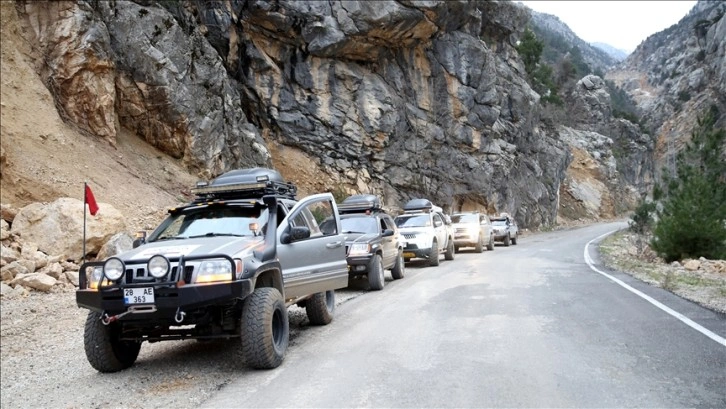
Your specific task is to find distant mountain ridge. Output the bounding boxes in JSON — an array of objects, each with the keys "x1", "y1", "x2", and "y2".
[
  {"x1": 591, "y1": 42, "x2": 629, "y2": 61},
  {"x1": 527, "y1": 9, "x2": 617, "y2": 74}
]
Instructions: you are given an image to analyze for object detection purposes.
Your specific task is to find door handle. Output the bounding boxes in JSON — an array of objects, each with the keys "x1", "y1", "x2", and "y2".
[{"x1": 326, "y1": 241, "x2": 343, "y2": 249}]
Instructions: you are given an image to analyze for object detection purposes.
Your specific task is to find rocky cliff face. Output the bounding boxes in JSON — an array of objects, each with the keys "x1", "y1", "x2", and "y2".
[
  {"x1": 12, "y1": 0, "x2": 573, "y2": 228},
  {"x1": 607, "y1": 0, "x2": 726, "y2": 180}
]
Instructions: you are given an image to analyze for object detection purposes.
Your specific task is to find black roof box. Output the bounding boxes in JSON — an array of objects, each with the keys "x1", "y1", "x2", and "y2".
[
  {"x1": 191, "y1": 167, "x2": 296, "y2": 201},
  {"x1": 339, "y1": 194, "x2": 383, "y2": 214},
  {"x1": 403, "y1": 198, "x2": 433, "y2": 212}
]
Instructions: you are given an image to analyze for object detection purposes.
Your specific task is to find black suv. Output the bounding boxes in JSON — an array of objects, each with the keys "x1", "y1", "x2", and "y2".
[
  {"x1": 76, "y1": 168, "x2": 349, "y2": 372},
  {"x1": 331, "y1": 195, "x2": 404, "y2": 290}
]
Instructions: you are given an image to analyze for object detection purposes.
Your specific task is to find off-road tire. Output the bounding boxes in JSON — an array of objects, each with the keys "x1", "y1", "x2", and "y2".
[
  {"x1": 368, "y1": 254, "x2": 385, "y2": 290},
  {"x1": 429, "y1": 241, "x2": 440, "y2": 266},
  {"x1": 391, "y1": 249, "x2": 405, "y2": 280},
  {"x1": 445, "y1": 239, "x2": 455, "y2": 260},
  {"x1": 239, "y1": 287, "x2": 289, "y2": 369},
  {"x1": 512, "y1": 235, "x2": 518, "y2": 245},
  {"x1": 504, "y1": 234, "x2": 511, "y2": 247},
  {"x1": 474, "y1": 234, "x2": 484, "y2": 253},
  {"x1": 306, "y1": 290, "x2": 335, "y2": 325},
  {"x1": 487, "y1": 235, "x2": 494, "y2": 251},
  {"x1": 83, "y1": 311, "x2": 141, "y2": 373}
]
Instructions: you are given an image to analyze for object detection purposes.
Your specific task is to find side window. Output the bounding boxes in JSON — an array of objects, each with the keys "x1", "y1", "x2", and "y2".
[
  {"x1": 381, "y1": 216, "x2": 393, "y2": 232},
  {"x1": 290, "y1": 199, "x2": 336, "y2": 238},
  {"x1": 433, "y1": 213, "x2": 443, "y2": 227}
]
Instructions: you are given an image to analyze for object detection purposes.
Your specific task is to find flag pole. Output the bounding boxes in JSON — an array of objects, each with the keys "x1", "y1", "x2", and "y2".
[{"x1": 83, "y1": 182, "x2": 87, "y2": 264}]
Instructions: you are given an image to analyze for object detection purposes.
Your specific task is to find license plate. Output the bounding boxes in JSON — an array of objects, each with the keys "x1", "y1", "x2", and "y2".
[
  {"x1": 403, "y1": 252, "x2": 415, "y2": 259},
  {"x1": 124, "y1": 287, "x2": 155, "y2": 305}
]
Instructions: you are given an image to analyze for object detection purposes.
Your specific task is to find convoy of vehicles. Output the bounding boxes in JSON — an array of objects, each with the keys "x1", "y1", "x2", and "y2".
[{"x1": 77, "y1": 170, "x2": 520, "y2": 372}]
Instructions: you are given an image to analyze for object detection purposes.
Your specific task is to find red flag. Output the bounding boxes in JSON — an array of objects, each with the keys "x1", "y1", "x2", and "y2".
[{"x1": 85, "y1": 184, "x2": 99, "y2": 216}]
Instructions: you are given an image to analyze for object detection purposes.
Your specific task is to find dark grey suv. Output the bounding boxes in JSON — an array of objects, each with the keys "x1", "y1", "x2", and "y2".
[{"x1": 332, "y1": 195, "x2": 404, "y2": 291}]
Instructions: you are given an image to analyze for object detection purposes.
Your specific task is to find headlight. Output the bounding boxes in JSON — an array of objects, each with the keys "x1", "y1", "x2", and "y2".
[
  {"x1": 195, "y1": 259, "x2": 233, "y2": 283},
  {"x1": 103, "y1": 257, "x2": 125, "y2": 281},
  {"x1": 348, "y1": 243, "x2": 371, "y2": 256},
  {"x1": 148, "y1": 255, "x2": 170, "y2": 279},
  {"x1": 88, "y1": 266, "x2": 104, "y2": 290}
]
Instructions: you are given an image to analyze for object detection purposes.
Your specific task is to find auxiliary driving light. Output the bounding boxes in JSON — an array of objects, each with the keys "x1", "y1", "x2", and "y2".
[
  {"x1": 148, "y1": 255, "x2": 170, "y2": 279},
  {"x1": 103, "y1": 257, "x2": 125, "y2": 281}
]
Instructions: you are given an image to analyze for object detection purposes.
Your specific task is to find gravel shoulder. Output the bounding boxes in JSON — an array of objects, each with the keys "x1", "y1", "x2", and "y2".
[{"x1": 0, "y1": 284, "x2": 369, "y2": 409}]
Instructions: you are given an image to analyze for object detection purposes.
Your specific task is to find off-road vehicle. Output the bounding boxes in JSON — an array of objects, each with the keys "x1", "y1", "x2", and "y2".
[
  {"x1": 394, "y1": 199, "x2": 455, "y2": 266},
  {"x1": 451, "y1": 212, "x2": 495, "y2": 253},
  {"x1": 76, "y1": 168, "x2": 349, "y2": 372},
  {"x1": 330, "y1": 194, "x2": 404, "y2": 291},
  {"x1": 491, "y1": 213, "x2": 519, "y2": 246}
]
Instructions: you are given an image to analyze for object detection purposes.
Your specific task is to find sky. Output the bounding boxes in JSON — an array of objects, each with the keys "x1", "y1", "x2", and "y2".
[{"x1": 518, "y1": 1, "x2": 698, "y2": 53}]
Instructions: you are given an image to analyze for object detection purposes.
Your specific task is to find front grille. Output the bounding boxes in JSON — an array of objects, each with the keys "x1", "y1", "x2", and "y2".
[
  {"x1": 403, "y1": 233, "x2": 416, "y2": 239},
  {"x1": 455, "y1": 228, "x2": 468, "y2": 234},
  {"x1": 123, "y1": 263, "x2": 194, "y2": 284}
]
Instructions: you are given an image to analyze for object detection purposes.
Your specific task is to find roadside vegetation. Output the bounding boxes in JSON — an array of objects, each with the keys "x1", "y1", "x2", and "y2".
[{"x1": 599, "y1": 106, "x2": 726, "y2": 313}]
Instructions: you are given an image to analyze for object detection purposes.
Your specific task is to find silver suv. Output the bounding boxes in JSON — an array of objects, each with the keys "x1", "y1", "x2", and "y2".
[
  {"x1": 451, "y1": 212, "x2": 494, "y2": 253},
  {"x1": 394, "y1": 199, "x2": 454, "y2": 267},
  {"x1": 76, "y1": 168, "x2": 348, "y2": 372},
  {"x1": 491, "y1": 213, "x2": 519, "y2": 246}
]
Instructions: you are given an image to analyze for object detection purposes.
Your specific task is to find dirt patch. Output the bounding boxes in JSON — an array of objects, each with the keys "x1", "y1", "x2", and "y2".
[{"x1": 1, "y1": 1, "x2": 199, "y2": 233}]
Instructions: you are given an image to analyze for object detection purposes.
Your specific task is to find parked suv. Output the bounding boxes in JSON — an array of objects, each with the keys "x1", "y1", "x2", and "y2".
[
  {"x1": 76, "y1": 168, "x2": 348, "y2": 372},
  {"x1": 491, "y1": 213, "x2": 519, "y2": 246},
  {"x1": 394, "y1": 199, "x2": 454, "y2": 266},
  {"x1": 451, "y1": 212, "x2": 494, "y2": 253},
  {"x1": 330, "y1": 194, "x2": 404, "y2": 291}
]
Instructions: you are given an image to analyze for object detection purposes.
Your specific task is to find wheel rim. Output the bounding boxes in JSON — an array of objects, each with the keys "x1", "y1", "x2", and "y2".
[
  {"x1": 378, "y1": 258, "x2": 384, "y2": 282},
  {"x1": 272, "y1": 307, "x2": 285, "y2": 347},
  {"x1": 325, "y1": 290, "x2": 334, "y2": 311}
]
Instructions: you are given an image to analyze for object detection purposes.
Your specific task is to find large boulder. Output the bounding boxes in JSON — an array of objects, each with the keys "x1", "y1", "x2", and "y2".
[{"x1": 9, "y1": 198, "x2": 126, "y2": 260}]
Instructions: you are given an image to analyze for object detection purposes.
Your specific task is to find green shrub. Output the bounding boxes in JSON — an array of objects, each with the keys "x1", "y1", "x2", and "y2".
[
  {"x1": 651, "y1": 106, "x2": 726, "y2": 262},
  {"x1": 629, "y1": 200, "x2": 656, "y2": 234}
]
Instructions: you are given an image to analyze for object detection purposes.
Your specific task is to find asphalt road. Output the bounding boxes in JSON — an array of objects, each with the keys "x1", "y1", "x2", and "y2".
[{"x1": 202, "y1": 221, "x2": 726, "y2": 408}]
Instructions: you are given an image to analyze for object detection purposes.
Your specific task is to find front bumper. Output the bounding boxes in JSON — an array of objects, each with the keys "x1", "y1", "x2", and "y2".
[
  {"x1": 76, "y1": 279, "x2": 253, "y2": 321},
  {"x1": 346, "y1": 255, "x2": 373, "y2": 275},
  {"x1": 402, "y1": 244, "x2": 432, "y2": 259}
]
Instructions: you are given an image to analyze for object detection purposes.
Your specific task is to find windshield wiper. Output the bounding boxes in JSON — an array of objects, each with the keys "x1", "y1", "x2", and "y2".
[
  {"x1": 153, "y1": 235, "x2": 188, "y2": 242},
  {"x1": 188, "y1": 233, "x2": 246, "y2": 238},
  {"x1": 342, "y1": 230, "x2": 368, "y2": 234}
]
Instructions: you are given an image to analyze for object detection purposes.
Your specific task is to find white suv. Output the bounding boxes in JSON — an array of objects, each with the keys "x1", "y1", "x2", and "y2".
[{"x1": 394, "y1": 199, "x2": 454, "y2": 267}]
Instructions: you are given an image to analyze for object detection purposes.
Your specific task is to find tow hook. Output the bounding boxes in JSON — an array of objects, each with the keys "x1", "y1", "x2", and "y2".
[
  {"x1": 101, "y1": 311, "x2": 130, "y2": 325},
  {"x1": 174, "y1": 308, "x2": 186, "y2": 324}
]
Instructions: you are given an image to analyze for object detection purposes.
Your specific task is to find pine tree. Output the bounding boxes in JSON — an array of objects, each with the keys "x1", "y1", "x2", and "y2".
[{"x1": 651, "y1": 106, "x2": 726, "y2": 262}]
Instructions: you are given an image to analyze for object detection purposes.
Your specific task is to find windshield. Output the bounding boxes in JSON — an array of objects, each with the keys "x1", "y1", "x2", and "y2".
[
  {"x1": 451, "y1": 214, "x2": 478, "y2": 224},
  {"x1": 491, "y1": 220, "x2": 508, "y2": 227},
  {"x1": 340, "y1": 216, "x2": 378, "y2": 234},
  {"x1": 395, "y1": 214, "x2": 430, "y2": 228},
  {"x1": 149, "y1": 205, "x2": 268, "y2": 241}
]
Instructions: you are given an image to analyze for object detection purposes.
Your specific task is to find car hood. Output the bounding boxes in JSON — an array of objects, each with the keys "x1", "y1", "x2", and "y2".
[
  {"x1": 117, "y1": 236, "x2": 264, "y2": 261},
  {"x1": 345, "y1": 233, "x2": 380, "y2": 244}
]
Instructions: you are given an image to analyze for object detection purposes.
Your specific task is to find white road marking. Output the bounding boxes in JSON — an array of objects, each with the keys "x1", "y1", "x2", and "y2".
[{"x1": 584, "y1": 230, "x2": 726, "y2": 348}]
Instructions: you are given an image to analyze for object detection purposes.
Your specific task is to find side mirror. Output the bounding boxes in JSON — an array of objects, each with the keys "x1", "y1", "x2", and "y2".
[
  {"x1": 434, "y1": 220, "x2": 443, "y2": 227},
  {"x1": 382, "y1": 229, "x2": 394, "y2": 237},
  {"x1": 132, "y1": 231, "x2": 146, "y2": 248},
  {"x1": 281, "y1": 225, "x2": 311, "y2": 244}
]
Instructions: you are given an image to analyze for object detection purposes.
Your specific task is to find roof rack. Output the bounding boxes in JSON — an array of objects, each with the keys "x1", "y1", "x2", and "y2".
[
  {"x1": 338, "y1": 194, "x2": 384, "y2": 214},
  {"x1": 191, "y1": 167, "x2": 297, "y2": 202},
  {"x1": 402, "y1": 198, "x2": 442, "y2": 214}
]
